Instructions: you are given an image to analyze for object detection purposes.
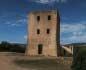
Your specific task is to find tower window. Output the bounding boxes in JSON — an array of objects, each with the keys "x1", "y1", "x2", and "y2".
[
  {"x1": 48, "y1": 15, "x2": 51, "y2": 20},
  {"x1": 37, "y1": 16, "x2": 40, "y2": 21},
  {"x1": 37, "y1": 29, "x2": 40, "y2": 34},
  {"x1": 47, "y1": 29, "x2": 50, "y2": 34}
]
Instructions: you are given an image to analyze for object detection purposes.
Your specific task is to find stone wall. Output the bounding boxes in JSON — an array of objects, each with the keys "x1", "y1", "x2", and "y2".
[{"x1": 26, "y1": 10, "x2": 60, "y2": 57}]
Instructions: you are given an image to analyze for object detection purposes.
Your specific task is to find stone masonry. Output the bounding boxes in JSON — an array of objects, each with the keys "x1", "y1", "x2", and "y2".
[{"x1": 26, "y1": 10, "x2": 60, "y2": 57}]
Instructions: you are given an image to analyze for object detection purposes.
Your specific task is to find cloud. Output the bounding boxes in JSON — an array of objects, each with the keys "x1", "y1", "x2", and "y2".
[
  {"x1": 61, "y1": 21, "x2": 86, "y2": 33},
  {"x1": 4, "y1": 18, "x2": 27, "y2": 27},
  {"x1": 69, "y1": 34, "x2": 86, "y2": 42},
  {"x1": 5, "y1": 21, "x2": 20, "y2": 27},
  {"x1": 11, "y1": 23, "x2": 19, "y2": 26},
  {"x1": 62, "y1": 33, "x2": 86, "y2": 44},
  {"x1": 61, "y1": 21, "x2": 86, "y2": 44},
  {"x1": 18, "y1": 19, "x2": 27, "y2": 23},
  {"x1": 1, "y1": 15, "x2": 28, "y2": 27},
  {"x1": 73, "y1": 32, "x2": 82, "y2": 36},
  {"x1": 30, "y1": 0, "x2": 67, "y2": 4},
  {"x1": 24, "y1": 35, "x2": 27, "y2": 39},
  {"x1": 36, "y1": 0, "x2": 51, "y2": 3}
]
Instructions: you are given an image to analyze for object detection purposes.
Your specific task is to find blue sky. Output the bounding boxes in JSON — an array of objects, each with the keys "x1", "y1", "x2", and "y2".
[{"x1": 0, "y1": 0, "x2": 86, "y2": 44}]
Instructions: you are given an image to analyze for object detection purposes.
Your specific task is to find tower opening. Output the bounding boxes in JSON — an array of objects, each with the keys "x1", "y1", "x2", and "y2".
[
  {"x1": 47, "y1": 29, "x2": 50, "y2": 34},
  {"x1": 37, "y1": 16, "x2": 40, "y2": 21},
  {"x1": 37, "y1": 29, "x2": 40, "y2": 34},
  {"x1": 38, "y1": 44, "x2": 43, "y2": 54},
  {"x1": 48, "y1": 15, "x2": 51, "y2": 20}
]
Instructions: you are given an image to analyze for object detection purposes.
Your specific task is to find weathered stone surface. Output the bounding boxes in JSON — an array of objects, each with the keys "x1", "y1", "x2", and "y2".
[{"x1": 26, "y1": 10, "x2": 60, "y2": 57}]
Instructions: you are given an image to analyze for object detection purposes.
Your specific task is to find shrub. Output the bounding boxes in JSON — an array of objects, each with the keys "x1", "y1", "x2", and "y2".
[
  {"x1": 0, "y1": 41, "x2": 26, "y2": 53},
  {"x1": 72, "y1": 46, "x2": 86, "y2": 70}
]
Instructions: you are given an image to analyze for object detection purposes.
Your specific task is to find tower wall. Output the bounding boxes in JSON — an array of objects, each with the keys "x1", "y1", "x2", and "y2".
[{"x1": 26, "y1": 10, "x2": 60, "y2": 57}]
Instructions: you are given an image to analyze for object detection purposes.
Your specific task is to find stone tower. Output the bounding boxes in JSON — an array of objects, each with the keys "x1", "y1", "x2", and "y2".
[{"x1": 26, "y1": 10, "x2": 60, "y2": 57}]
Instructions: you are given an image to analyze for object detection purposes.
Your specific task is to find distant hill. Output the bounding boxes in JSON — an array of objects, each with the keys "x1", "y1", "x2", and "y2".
[{"x1": 62, "y1": 43, "x2": 86, "y2": 47}]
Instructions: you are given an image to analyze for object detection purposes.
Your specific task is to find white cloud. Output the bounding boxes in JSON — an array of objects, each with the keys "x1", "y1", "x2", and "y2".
[
  {"x1": 18, "y1": 19, "x2": 27, "y2": 23},
  {"x1": 61, "y1": 35, "x2": 86, "y2": 44},
  {"x1": 61, "y1": 22, "x2": 86, "y2": 33},
  {"x1": 61, "y1": 33, "x2": 86, "y2": 44},
  {"x1": 4, "y1": 18, "x2": 27, "y2": 27},
  {"x1": 73, "y1": 32, "x2": 82, "y2": 36},
  {"x1": 35, "y1": 0, "x2": 67, "y2": 4},
  {"x1": 11, "y1": 24, "x2": 18, "y2": 26},
  {"x1": 24, "y1": 35, "x2": 27, "y2": 39},
  {"x1": 36, "y1": 0, "x2": 50, "y2": 3},
  {"x1": 69, "y1": 35, "x2": 86, "y2": 42},
  {"x1": 61, "y1": 21, "x2": 86, "y2": 44}
]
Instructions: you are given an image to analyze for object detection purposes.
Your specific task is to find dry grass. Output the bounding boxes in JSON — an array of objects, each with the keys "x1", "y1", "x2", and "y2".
[{"x1": 14, "y1": 57, "x2": 72, "y2": 70}]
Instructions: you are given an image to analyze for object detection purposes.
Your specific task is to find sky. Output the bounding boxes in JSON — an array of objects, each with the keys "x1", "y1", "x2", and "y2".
[{"x1": 0, "y1": 0, "x2": 86, "y2": 44}]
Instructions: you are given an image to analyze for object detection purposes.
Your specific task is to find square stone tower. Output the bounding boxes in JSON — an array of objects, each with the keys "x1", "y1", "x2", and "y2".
[{"x1": 26, "y1": 10, "x2": 60, "y2": 57}]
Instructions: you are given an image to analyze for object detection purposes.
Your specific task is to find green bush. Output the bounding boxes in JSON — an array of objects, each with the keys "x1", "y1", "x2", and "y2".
[{"x1": 72, "y1": 46, "x2": 86, "y2": 70}]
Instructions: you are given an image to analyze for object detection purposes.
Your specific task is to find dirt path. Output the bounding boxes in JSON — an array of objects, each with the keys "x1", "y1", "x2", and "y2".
[{"x1": 0, "y1": 52, "x2": 29, "y2": 70}]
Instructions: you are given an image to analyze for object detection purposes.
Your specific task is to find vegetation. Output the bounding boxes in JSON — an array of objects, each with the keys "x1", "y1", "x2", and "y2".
[
  {"x1": 14, "y1": 58, "x2": 71, "y2": 70},
  {"x1": 72, "y1": 46, "x2": 86, "y2": 70},
  {"x1": 0, "y1": 41, "x2": 26, "y2": 53}
]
